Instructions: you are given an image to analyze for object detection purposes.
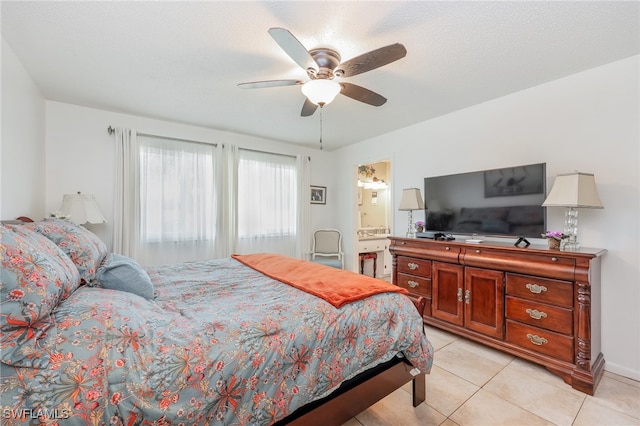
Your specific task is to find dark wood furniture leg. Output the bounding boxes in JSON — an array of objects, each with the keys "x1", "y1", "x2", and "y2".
[
  {"x1": 373, "y1": 255, "x2": 377, "y2": 278},
  {"x1": 359, "y1": 252, "x2": 378, "y2": 278}
]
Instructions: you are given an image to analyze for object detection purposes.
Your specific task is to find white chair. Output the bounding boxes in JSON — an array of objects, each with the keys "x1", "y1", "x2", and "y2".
[{"x1": 310, "y1": 229, "x2": 344, "y2": 269}]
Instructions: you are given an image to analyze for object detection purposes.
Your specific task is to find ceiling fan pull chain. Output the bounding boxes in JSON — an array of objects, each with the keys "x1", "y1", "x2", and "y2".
[{"x1": 319, "y1": 107, "x2": 324, "y2": 150}]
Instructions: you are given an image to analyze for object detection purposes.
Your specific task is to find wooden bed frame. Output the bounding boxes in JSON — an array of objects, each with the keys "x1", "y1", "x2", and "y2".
[
  {"x1": 276, "y1": 296, "x2": 428, "y2": 425},
  {"x1": 277, "y1": 356, "x2": 425, "y2": 425}
]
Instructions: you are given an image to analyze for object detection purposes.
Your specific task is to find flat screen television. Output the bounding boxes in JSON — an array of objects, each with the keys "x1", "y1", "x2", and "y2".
[{"x1": 423, "y1": 163, "x2": 547, "y2": 239}]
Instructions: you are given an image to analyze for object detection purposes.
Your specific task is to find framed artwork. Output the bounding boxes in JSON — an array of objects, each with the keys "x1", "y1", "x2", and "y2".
[
  {"x1": 310, "y1": 185, "x2": 326, "y2": 204},
  {"x1": 484, "y1": 164, "x2": 545, "y2": 197}
]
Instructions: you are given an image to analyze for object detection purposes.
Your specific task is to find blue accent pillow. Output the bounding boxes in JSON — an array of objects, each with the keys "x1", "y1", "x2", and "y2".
[{"x1": 96, "y1": 254, "x2": 154, "y2": 300}]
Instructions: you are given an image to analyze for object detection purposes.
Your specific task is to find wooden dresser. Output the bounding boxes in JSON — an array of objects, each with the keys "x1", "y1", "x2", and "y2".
[{"x1": 388, "y1": 236, "x2": 606, "y2": 395}]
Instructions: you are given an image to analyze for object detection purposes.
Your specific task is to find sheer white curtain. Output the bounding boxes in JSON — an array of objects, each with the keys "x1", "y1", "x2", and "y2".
[
  {"x1": 137, "y1": 136, "x2": 220, "y2": 266},
  {"x1": 113, "y1": 131, "x2": 307, "y2": 262},
  {"x1": 112, "y1": 128, "x2": 139, "y2": 258},
  {"x1": 216, "y1": 144, "x2": 237, "y2": 257},
  {"x1": 235, "y1": 149, "x2": 298, "y2": 255},
  {"x1": 295, "y1": 155, "x2": 311, "y2": 259},
  {"x1": 113, "y1": 129, "x2": 223, "y2": 266}
]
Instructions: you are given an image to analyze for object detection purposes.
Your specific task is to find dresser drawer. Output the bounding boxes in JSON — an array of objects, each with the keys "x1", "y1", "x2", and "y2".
[
  {"x1": 397, "y1": 256, "x2": 431, "y2": 278},
  {"x1": 506, "y1": 273, "x2": 573, "y2": 308},
  {"x1": 391, "y1": 239, "x2": 461, "y2": 263},
  {"x1": 506, "y1": 320, "x2": 574, "y2": 363},
  {"x1": 358, "y1": 239, "x2": 387, "y2": 253},
  {"x1": 506, "y1": 296, "x2": 573, "y2": 335},
  {"x1": 463, "y1": 248, "x2": 576, "y2": 281},
  {"x1": 397, "y1": 273, "x2": 431, "y2": 297}
]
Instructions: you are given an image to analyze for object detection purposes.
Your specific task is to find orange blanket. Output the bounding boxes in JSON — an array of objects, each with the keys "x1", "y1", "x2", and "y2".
[{"x1": 232, "y1": 253, "x2": 408, "y2": 308}]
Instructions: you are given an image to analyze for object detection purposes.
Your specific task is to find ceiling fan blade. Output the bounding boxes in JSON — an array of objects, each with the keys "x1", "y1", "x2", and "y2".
[
  {"x1": 301, "y1": 98, "x2": 318, "y2": 117},
  {"x1": 238, "y1": 79, "x2": 303, "y2": 89},
  {"x1": 339, "y1": 83, "x2": 387, "y2": 106},
  {"x1": 268, "y1": 27, "x2": 318, "y2": 72},
  {"x1": 336, "y1": 43, "x2": 407, "y2": 77}
]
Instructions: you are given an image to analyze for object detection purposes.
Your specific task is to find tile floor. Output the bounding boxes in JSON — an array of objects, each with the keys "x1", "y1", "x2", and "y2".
[{"x1": 344, "y1": 325, "x2": 640, "y2": 426}]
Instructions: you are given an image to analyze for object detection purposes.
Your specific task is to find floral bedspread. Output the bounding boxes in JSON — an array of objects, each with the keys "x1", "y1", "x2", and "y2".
[{"x1": 1, "y1": 257, "x2": 433, "y2": 425}]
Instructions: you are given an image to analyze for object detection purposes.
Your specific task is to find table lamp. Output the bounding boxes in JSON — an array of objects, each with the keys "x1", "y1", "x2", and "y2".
[
  {"x1": 542, "y1": 172, "x2": 603, "y2": 250},
  {"x1": 61, "y1": 192, "x2": 107, "y2": 225},
  {"x1": 399, "y1": 188, "x2": 425, "y2": 238}
]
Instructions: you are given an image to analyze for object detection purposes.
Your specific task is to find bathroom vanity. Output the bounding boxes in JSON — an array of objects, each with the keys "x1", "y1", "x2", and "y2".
[{"x1": 357, "y1": 229, "x2": 392, "y2": 278}]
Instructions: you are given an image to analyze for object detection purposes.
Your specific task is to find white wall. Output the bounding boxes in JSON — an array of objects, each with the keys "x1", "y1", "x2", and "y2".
[
  {"x1": 44, "y1": 101, "x2": 336, "y2": 247},
  {"x1": 1, "y1": 38, "x2": 46, "y2": 219},
  {"x1": 334, "y1": 55, "x2": 640, "y2": 380}
]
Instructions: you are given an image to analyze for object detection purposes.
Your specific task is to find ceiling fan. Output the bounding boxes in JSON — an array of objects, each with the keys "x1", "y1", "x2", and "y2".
[{"x1": 238, "y1": 27, "x2": 407, "y2": 117}]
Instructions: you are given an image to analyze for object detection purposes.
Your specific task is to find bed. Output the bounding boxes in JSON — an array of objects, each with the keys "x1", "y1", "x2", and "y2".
[{"x1": 1, "y1": 219, "x2": 433, "y2": 425}]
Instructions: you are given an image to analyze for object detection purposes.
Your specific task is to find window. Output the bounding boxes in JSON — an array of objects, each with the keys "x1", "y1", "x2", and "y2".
[
  {"x1": 236, "y1": 149, "x2": 298, "y2": 255},
  {"x1": 138, "y1": 136, "x2": 218, "y2": 264}
]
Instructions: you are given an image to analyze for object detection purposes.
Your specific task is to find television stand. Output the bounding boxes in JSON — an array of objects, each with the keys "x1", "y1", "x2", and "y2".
[{"x1": 389, "y1": 237, "x2": 606, "y2": 395}]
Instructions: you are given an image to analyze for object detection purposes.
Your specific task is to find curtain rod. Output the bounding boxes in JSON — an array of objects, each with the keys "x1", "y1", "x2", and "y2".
[
  {"x1": 107, "y1": 126, "x2": 217, "y2": 147},
  {"x1": 107, "y1": 127, "x2": 310, "y2": 160},
  {"x1": 239, "y1": 146, "x2": 298, "y2": 160}
]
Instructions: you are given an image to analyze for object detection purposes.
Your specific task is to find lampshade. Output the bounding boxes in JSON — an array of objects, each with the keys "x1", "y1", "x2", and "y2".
[
  {"x1": 542, "y1": 172, "x2": 604, "y2": 208},
  {"x1": 398, "y1": 188, "x2": 425, "y2": 211},
  {"x1": 301, "y1": 79, "x2": 341, "y2": 106},
  {"x1": 61, "y1": 193, "x2": 107, "y2": 225}
]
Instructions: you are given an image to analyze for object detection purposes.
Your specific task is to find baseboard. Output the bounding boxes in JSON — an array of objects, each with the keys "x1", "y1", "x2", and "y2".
[{"x1": 604, "y1": 362, "x2": 640, "y2": 382}]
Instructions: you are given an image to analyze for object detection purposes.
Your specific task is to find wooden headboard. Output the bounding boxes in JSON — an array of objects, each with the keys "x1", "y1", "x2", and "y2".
[{"x1": 1, "y1": 216, "x2": 34, "y2": 224}]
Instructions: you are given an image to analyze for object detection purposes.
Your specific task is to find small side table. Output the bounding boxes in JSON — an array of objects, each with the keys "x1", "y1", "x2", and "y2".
[{"x1": 359, "y1": 252, "x2": 378, "y2": 278}]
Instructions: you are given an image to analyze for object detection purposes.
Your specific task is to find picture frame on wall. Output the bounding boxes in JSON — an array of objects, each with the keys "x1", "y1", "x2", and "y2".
[{"x1": 310, "y1": 185, "x2": 326, "y2": 204}]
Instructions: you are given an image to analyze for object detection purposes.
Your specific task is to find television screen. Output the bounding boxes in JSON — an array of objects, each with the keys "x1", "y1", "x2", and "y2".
[{"x1": 423, "y1": 163, "x2": 547, "y2": 239}]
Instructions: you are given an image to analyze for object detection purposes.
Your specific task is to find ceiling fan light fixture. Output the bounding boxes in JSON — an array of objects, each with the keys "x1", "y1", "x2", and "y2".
[{"x1": 301, "y1": 79, "x2": 341, "y2": 106}]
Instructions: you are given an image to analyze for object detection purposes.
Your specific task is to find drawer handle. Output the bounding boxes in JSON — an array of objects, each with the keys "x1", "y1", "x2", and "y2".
[
  {"x1": 475, "y1": 249, "x2": 481, "y2": 254},
  {"x1": 407, "y1": 262, "x2": 419, "y2": 270},
  {"x1": 526, "y1": 283, "x2": 547, "y2": 294},
  {"x1": 526, "y1": 308, "x2": 548, "y2": 320},
  {"x1": 408, "y1": 280, "x2": 419, "y2": 288},
  {"x1": 551, "y1": 257, "x2": 558, "y2": 262},
  {"x1": 464, "y1": 289, "x2": 471, "y2": 305},
  {"x1": 457, "y1": 288, "x2": 463, "y2": 302},
  {"x1": 526, "y1": 333, "x2": 548, "y2": 346},
  {"x1": 445, "y1": 246, "x2": 451, "y2": 251}
]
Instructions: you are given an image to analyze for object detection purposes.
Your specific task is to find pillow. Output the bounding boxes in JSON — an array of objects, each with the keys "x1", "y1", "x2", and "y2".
[
  {"x1": 96, "y1": 253, "x2": 155, "y2": 300},
  {"x1": 1, "y1": 225, "x2": 80, "y2": 367},
  {"x1": 25, "y1": 219, "x2": 108, "y2": 285}
]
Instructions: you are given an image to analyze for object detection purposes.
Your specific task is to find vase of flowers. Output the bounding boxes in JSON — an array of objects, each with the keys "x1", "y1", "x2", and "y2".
[
  {"x1": 541, "y1": 231, "x2": 568, "y2": 250},
  {"x1": 415, "y1": 221, "x2": 425, "y2": 233}
]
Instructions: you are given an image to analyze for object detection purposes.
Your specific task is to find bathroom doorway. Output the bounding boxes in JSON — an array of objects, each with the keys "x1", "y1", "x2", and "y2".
[{"x1": 355, "y1": 160, "x2": 392, "y2": 279}]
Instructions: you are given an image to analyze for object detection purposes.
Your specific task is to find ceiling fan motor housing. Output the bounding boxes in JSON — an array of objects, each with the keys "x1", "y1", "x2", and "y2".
[{"x1": 308, "y1": 48, "x2": 342, "y2": 79}]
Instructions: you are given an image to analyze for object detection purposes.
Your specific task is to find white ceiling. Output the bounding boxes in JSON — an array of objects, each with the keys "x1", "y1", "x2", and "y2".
[{"x1": 2, "y1": 1, "x2": 638, "y2": 151}]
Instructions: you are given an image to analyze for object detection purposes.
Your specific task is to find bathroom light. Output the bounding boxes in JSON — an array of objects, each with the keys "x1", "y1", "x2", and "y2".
[
  {"x1": 301, "y1": 79, "x2": 341, "y2": 106},
  {"x1": 357, "y1": 180, "x2": 388, "y2": 189}
]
